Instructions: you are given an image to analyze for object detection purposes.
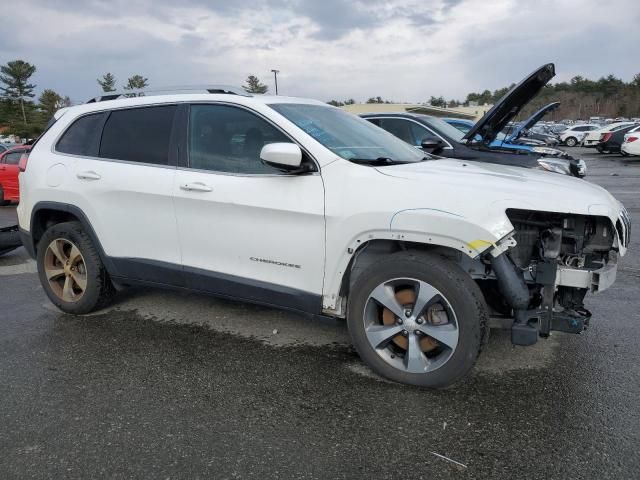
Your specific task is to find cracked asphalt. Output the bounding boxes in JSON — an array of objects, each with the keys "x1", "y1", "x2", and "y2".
[{"x1": 1, "y1": 148, "x2": 639, "y2": 479}]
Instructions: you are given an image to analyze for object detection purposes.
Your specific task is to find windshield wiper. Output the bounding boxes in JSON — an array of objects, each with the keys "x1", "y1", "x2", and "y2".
[{"x1": 349, "y1": 157, "x2": 426, "y2": 166}]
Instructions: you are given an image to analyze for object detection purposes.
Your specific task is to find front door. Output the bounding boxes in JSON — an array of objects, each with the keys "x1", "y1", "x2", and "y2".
[
  {"x1": 172, "y1": 103, "x2": 325, "y2": 312},
  {"x1": 0, "y1": 148, "x2": 24, "y2": 200}
]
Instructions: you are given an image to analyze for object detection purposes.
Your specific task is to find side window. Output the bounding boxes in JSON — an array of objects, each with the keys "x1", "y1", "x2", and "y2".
[
  {"x1": 100, "y1": 105, "x2": 177, "y2": 165},
  {"x1": 3, "y1": 151, "x2": 23, "y2": 164},
  {"x1": 378, "y1": 118, "x2": 418, "y2": 145},
  {"x1": 408, "y1": 123, "x2": 438, "y2": 146},
  {"x1": 56, "y1": 112, "x2": 107, "y2": 156},
  {"x1": 188, "y1": 104, "x2": 290, "y2": 174}
]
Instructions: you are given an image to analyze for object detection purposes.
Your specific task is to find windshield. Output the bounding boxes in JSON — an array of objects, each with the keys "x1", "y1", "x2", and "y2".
[{"x1": 269, "y1": 103, "x2": 426, "y2": 163}]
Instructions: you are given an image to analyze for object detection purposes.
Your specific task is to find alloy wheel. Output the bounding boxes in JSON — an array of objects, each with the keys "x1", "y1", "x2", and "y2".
[
  {"x1": 363, "y1": 278, "x2": 459, "y2": 374},
  {"x1": 43, "y1": 238, "x2": 88, "y2": 303}
]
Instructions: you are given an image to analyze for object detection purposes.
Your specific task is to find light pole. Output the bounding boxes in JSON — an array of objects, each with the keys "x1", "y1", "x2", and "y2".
[{"x1": 271, "y1": 69, "x2": 280, "y2": 95}]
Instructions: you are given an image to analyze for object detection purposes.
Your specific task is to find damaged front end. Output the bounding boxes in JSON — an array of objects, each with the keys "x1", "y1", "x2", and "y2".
[{"x1": 480, "y1": 208, "x2": 630, "y2": 346}]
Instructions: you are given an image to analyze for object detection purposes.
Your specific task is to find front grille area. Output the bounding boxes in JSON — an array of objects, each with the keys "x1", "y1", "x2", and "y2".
[{"x1": 617, "y1": 207, "x2": 631, "y2": 248}]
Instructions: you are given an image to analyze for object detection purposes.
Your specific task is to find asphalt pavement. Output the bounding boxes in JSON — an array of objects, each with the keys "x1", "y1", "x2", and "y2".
[{"x1": 1, "y1": 148, "x2": 639, "y2": 479}]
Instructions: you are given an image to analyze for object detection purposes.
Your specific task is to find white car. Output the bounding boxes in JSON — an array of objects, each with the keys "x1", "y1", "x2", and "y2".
[
  {"x1": 583, "y1": 122, "x2": 635, "y2": 147},
  {"x1": 558, "y1": 124, "x2": 600, "y2": 146},
  {"x1": 17, "y1": 86, "x2": 630, "y2": 388},
  {"x1": 621, "y1": 130, "x2": 640, "y2": 156}
]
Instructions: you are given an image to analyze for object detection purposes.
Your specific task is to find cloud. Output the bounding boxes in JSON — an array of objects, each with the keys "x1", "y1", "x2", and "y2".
[{"x1": 1, "y1": 0, "x2": 638, "y2": 104}]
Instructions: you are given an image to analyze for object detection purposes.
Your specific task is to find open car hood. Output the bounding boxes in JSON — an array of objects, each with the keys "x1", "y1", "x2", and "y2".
[
  {"x1": 462, "y1": 63, "x2": 556, "y2": 145},
  {"x1": 507, "y1": 102, "x2": 560, "y2": 141}
]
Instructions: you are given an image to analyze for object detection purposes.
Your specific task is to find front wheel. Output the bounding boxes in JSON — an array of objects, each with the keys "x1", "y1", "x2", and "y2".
[
  {"x1": 564, "y1": 137, "x2": 578, "y2": 147},
  {"x1": 347, "y1": 252, "x2": 488, "y2": 388},
  {"x1": 37, "y1": 221, "x2": 114, "y2": 314}
]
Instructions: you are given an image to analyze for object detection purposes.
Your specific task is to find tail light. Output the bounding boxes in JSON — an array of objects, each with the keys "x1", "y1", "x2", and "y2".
[
  {"x1": 18, "y1": 151, "x2": 30, "y2": 172},
  {"x1": 600, "y1": 132, "x2": 612, "y2": 142},
  {"x1": 626, "y1": 136, "x2": 638, "y2": 143}
]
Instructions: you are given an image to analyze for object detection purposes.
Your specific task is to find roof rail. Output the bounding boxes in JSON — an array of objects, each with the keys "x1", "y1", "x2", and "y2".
[{"x1": 86, "y1": 85, "x2": 251, "y2": 103}]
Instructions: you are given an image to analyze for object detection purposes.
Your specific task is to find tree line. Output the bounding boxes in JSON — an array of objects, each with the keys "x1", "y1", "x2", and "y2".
[
  {"x1": 326, "y1": 73, "x2": 640, "y2": 119},
  {"x1": 0, "y1": 59, "x2": 152, "y2": 139},
  {"x1": 3, "y1": 60, "x2": 640, "y2": 140},
  {"x1": 0, "y1": 62, "x2": 275, "y2": 139}
]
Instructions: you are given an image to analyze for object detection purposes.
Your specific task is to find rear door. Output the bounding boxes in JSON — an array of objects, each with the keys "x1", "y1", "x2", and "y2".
[
  {"x1": 172, "y1": 103, "x2": 325, "y2": 311},
  {"x1": 56, "y1": 105, "x2": 182, "y2": 283},
  {"x1": 0, "y1": 148, "x2": 24, "y2": 200}
]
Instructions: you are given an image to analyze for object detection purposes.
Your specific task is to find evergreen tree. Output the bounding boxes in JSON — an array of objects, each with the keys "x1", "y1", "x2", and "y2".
[
  {"x1": 38, "y1": 89, "x2": 63, "y2": 119},
  {"x1": 242, "y1": 75, "x2": 268, "y2": 94},
  {"x1": 0, "y1": 60, "x2": 36, "y2": 125},
  {"x1": 124, "y1": 74, "x2": 149, "y2": 91},
  {"x1": 97, "y1": 73, "x2": 117, "y2": 92}
]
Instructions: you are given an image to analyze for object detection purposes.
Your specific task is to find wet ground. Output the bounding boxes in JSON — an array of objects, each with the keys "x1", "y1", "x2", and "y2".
[{"x1": 1, "y1": 148, "x2": 639, "y2": 479}]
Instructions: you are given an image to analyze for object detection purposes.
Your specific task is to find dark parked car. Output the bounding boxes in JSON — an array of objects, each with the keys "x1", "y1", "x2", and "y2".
[
  {"x1": 597, "y1": 124, "x2": 640, "y2": 154},
  {"x1": 363, "y1": 64, "x2": 585, "y2": 177}
]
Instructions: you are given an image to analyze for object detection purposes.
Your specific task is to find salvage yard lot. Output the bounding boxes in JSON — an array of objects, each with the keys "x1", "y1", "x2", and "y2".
[{"x1": 1, "y1": 148, "x2": 639, "y2": 479}]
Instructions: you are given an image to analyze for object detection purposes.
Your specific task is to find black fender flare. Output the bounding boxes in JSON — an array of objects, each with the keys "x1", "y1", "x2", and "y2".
[{"x1": 27, "y1": 201, "x2": 119, "y2": 276}]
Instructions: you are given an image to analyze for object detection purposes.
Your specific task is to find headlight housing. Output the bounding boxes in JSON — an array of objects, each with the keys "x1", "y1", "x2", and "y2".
[
  {"x1": 536, "y1": 158, "x2": 572, "y2": 175},
  {"x1": 532, "y1": 146, "x2": 563, "y2": 155}
]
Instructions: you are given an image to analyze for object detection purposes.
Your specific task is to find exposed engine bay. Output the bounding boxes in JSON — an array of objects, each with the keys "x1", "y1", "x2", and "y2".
[{"x1": 476, "y1": 208, "x2": 628, "y2": 346}]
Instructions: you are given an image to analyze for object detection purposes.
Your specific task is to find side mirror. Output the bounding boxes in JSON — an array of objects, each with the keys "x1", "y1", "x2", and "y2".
[
  {"x1": 420, "y1": 138, "x2": 444, "y2": 153},
  {"x1": 260, "y1": 143, "x2": 302, "y2": 170}
]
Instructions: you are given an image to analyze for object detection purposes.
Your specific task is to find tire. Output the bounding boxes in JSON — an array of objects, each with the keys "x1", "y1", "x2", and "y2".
[
  {"x1": 564, "y1": 137, "x2": 578, "y2": 147},
  {"x1": 596, "y1": 146, "x2": 605, "y2": 154},
  {"x1": 347, "y1": 251, "x2": 489, "y2": 388},
  {"x1": 0, "y1": 186, "x2": 10, "y2": 206},
  {"x1": 36, "y1": 221, "x2": 114, "y2": 314}
]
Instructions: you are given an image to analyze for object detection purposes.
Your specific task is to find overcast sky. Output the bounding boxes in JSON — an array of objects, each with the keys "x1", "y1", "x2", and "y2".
[{"x1": 2, "y1": 0, "x2": 639, "y2": 104}]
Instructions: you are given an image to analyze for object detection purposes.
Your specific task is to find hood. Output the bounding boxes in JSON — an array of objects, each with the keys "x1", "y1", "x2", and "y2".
[
  {"x1": 507, "y1": 102, "x2": 561, "y2": 141},
  {"x1": 375, "y1": 158, "x2": 619, "y2": 223},
  {"x1": 463, "y1": 63, "x2": 556, "y2": 146}
]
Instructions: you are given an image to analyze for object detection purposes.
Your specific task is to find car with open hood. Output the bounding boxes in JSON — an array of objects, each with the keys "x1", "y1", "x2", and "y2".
[
  {"x1": 362, "y1": 63, "x2": 586, "y2": 177},
  {"x1": 362, "y1": 112, "x2": 584, "y2": 176},
  {"x1": 505, "y1": 102, "x2": 561, "y2": 146},
  {"x1": 17, "y1": 85, "x2": 628, "y2": 388}
]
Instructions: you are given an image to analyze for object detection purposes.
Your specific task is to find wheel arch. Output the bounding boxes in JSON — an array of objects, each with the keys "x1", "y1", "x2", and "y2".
[
  {"x1": 323, "y1": 210, "x2": 508, "y2": 315},
  {"x1": 29, "y1": 201, "x2": 118, "y2": 275},
  {"x1": 339, "y1": 239, "x2": 465, "y2": 297}
]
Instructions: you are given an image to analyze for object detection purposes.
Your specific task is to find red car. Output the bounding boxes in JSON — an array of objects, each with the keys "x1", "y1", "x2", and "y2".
[{"x1": 0, "y1": 145, "x2": 30, "y2": 205}]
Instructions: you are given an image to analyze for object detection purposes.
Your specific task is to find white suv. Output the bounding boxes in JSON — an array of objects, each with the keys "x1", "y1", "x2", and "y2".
[
  {"x1": 17, "y1": 87, "x2": 630, "y2": 388},
  {"x1": 558, "y1": 124, "x2": 600, "y2": 146}
]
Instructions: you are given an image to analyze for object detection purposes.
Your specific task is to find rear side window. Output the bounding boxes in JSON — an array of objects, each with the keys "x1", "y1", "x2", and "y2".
[
  {"x1": 100, "y1": 105, "x2": 177, "y2": 165},
  {"x1": 56, "y1": 112, "x2": 107, "y2": 156}
]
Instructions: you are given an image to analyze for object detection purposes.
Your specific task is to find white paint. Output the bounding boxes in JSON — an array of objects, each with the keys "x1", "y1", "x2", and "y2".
[{"x1": 19, "y1": 93, "x2": 629, "y2": 316}]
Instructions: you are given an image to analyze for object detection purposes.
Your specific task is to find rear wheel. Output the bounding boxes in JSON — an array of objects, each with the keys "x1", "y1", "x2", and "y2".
[
  {"x1": 37, "y1": 221, "x2": 114, "y2": 314},
  {"x1": 564, "y1": 137, "x2": 578, "y2": 147},
  {"x1": 347, "y1": 252, "x2": 488, "y2": 388}
]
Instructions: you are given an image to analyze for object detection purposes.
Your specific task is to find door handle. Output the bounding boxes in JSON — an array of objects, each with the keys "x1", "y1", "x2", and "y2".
[
  {"x1": 77, "y1": 171, "x2": 101, "y2": 180},
  {"x1": 180, "y1": 182, "x2": 212, "y2": 192}
]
